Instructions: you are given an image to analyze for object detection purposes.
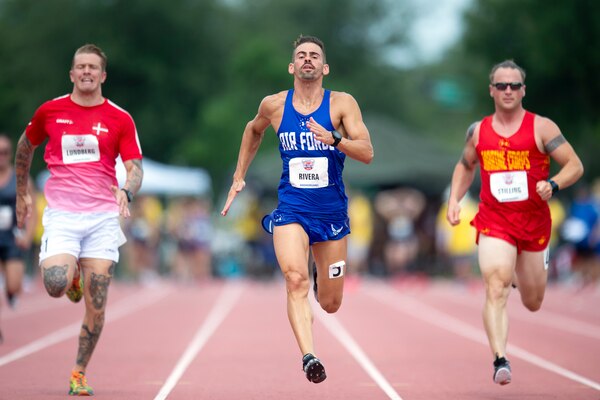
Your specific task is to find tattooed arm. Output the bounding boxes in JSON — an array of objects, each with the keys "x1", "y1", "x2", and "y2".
[
  {"x1": 447, "y1": 121, "x2": 480, "y2": 226},
  {"x1": 111, "y1": 158, "x2": 143, "y2": 218},
  {"x1": 122, "y1": 158, "x2": 143, "y2": 196},
  {"x1": 535, "y1": 116, "x2": 584, "y2": 200},
  {"x1": 14, "y1": 132, "x2": 38, "y2": 229}
]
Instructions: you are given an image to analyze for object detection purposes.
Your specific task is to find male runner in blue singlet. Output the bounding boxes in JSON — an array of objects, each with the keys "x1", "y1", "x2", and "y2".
[{"x1": 221, "y1": 35, "x2": 373, "y2": 383}]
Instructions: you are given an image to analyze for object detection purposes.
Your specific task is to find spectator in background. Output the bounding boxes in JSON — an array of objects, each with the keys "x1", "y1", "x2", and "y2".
[
  {"x1": 436, "y1": 188, "x2": 478, "y2": 284},
  {"x1": 561, "y1": 183, "x2": 600, "y2": 286},
  {"x1": 0, "y1": 134, "x2": 36, "y2": 342},
  {"x1": 123, "y1": 194, "x2": 163, "y2": 284},
  {"x1": 373, "y1": 187, "x2": 425, "y2": 277},
  {"x1": 546, "y1": 196, "x2": 566, "y2": 280},
  {"x1": 347, "y1": 189, "x2": 374, "y2": 277},
  {"x1": 167, "y1": 197, "x2": 212, "y2": 282}
]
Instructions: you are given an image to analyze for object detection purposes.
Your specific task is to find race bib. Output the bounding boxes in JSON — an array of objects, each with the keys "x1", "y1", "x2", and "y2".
[
  {"x1": 490, "y1": 171, "x2": 528, "y2": 202},
  {"x1": 62, "y1": 134, "x2": 100, "y2": 164},
  {"x1": 289, "y1": 157, "x2": 329, "y2": 188}
]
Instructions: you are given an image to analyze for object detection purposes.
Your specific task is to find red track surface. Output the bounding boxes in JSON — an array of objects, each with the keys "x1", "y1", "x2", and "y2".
[{"x1": 1, "y1": 276, "x2": 599, "y2": 399}]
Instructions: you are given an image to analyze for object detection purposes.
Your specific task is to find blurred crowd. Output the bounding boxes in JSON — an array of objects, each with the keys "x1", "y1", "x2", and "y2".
[{"x1": 7, "y1": 178, "x2": 600, "y2": 289}]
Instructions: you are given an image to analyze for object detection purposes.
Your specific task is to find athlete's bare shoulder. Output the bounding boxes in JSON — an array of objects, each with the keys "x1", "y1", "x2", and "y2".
[
  {"x1": 329, "y1": 91, "x2": 361, "y2": 118},
  {"x1": 465, "y1": 120, "x2": 482, "y2": 145},
  {"x1": 330, "y1": 90, "x2": 356, "y2": 104},
  {"x1": 533, "y1": 114, "x2": 560, "y2": 134},
  {"x1": 260, "y1": 91, "x2": 287, "y2": 111},
  {"x1": 533, "y1": 113, "x2": 565, "y2": 153},
  {"x1": 257, "y1": 91, "x2": 287, "y2": 120}
]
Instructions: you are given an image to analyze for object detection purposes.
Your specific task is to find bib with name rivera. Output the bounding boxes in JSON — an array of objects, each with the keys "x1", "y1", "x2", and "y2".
[{"x1": 476, "y1": 111, "x2": 550, "y2": 211}]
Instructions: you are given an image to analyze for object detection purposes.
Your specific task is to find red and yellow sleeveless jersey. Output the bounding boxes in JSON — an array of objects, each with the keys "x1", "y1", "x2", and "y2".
[{"x1": 476, "y1": 111, "x2": 550, "y2": 212}]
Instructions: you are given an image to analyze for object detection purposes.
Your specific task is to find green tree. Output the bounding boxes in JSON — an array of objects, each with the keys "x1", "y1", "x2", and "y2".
[
  {"x1": 459, "y1": 0, "x2": 600, "y2": 178},
  {"x1": 0, "y1": 0, "x2": 413, "y2": 194}
]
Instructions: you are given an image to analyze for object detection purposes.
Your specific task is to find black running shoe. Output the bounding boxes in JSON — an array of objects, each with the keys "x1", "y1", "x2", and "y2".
[
  {"x1": 493, "y1": 356, "x2": 512, "y2": 385},
  {"x1": 312, "y1": 262, "x2": 319, "y2": 302},
  {"x1": 303, "y1": 353, "x2": 327, "y2": 383},
  {"x1": 7, "y1": 292, "x2": 16, "y2": 309}
]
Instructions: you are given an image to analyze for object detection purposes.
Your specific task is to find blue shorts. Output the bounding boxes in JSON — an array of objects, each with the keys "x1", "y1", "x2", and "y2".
[{"x1": 261, "y1": 209, "x2": 350, "y2": 245}]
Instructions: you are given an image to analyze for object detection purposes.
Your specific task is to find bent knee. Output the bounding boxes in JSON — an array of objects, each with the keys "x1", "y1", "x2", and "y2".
[
  {"x1": 319, "y1": 297, "x2": 342, "y2": 314},
  {"x1": 42, "y1": 265, "x2": 70, "y2": 298},
  {"x1": 522, "y1": 296, "x2": 544, "y2": 312},
  {"x1": 44, "y1": 280, "x2": 67, "y2": 298}
]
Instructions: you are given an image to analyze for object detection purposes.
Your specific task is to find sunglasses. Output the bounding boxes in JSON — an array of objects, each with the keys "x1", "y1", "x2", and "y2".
[{"x1": 492, "y1": 82, "x2": 523, "y2": 91}]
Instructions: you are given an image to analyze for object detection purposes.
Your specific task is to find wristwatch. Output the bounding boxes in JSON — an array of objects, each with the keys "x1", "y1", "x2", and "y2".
[
  {"x1": 331, "y1": 130, "x2": 342, "y2": 147},
  {"x1": 121, "y1": 188, "x2": 134, "y2": 203},
  {"x1": 547, "y1": 179, "x2": 559, "y2": 195}
]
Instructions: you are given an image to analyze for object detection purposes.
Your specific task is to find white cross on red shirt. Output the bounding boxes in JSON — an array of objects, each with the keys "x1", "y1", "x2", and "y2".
[{"x1": 92, "y1": 122, "x2": 108, "y2": 136}]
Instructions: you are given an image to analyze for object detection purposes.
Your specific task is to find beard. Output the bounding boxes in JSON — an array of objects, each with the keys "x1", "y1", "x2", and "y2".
[{"x1": 297, "y1": 70, "x2": 320, "y2": 81}]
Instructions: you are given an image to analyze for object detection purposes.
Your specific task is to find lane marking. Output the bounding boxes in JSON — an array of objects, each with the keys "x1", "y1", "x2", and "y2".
[
  {"x1": 429, "y1": 286, "x2": 600, "y2": 340},
  {"x1": 366, "y1": 282, "x2": 600, "y2": 392},
  {"x1": 2, "y1": 296, "x2": 70, "y2": 320},
  {"x1": 154, "y1": 281, "x2": 244, "y2": 400},
  {"x1": 0, "y1": 285, "x2": 171, "y2": 368},
  {"x1": 315, "y1": 307, "x2": 404, "y2": 400}
]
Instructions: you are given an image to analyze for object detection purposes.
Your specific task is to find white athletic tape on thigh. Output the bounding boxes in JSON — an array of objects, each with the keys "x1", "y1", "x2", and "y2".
[{"x1": 329, "y1": 261, "x2": 345, "y2": 279}]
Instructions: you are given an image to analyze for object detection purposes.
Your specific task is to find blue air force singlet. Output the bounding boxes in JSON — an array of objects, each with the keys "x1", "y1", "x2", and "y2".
[{"x1": 276, "y1": 89, "x2": 348, "y2": 215}]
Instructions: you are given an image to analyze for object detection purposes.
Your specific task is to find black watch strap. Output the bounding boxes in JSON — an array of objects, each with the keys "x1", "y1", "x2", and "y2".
[
  {"x1": 331, "y1": 130, "x2": 342, "y2": 147},
  {"x1": 121, "y1": 188, "x2": 133, "y2": 203},
  {"x1": 548, "y1": 179, "x2": 559, "y2": 195}
]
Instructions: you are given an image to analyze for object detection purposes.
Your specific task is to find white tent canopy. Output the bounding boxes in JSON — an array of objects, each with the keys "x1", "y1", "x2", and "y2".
[{"x1": 37, "y1": 157, "x2": 212, "y2": 197}]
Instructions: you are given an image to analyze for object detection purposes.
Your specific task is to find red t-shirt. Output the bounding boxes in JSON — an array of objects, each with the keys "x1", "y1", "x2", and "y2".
[{"x1": 26, "y1": 95, "x2": 142, "y2": 212}]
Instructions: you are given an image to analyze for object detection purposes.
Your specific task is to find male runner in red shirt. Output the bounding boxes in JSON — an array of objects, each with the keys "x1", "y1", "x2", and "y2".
[
  {"x1": 15, "y1": 44, "x2": 143, "y2": 396},
  {"x1": 446, "y1": 60, "x2": 583, "y2": 385}
]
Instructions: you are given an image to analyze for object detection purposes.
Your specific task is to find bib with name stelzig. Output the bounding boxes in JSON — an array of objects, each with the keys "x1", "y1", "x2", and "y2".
[
  {"x1": 289, "y1": 157, "x2": 329, "y2": 189},
  {"x1": 62, "y1": 134, "x2": 100, "y2": 164},
  {"x1": 490, "y1": 170, "x2": 528, "y2": 202}
]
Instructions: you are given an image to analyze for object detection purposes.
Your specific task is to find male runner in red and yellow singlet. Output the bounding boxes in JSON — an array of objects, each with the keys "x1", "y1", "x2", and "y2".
[{"x1": 446, "y1": 60, "x2": 583, "y2": 385}]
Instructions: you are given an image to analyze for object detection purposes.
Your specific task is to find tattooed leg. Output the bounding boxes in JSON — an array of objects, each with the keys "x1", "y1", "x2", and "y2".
[
  {"x1": 75, "y1": 264, "x2": 114, "y2": 370},
  {"x1": 76, "y1": 314, "x2": 104, "y2": 369},
  {"x1": 42, "y1": 265, "x2": 69, "y2": 297}
]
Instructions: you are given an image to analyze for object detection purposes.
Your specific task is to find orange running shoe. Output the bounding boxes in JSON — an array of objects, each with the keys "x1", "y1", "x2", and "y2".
[
  {"x1": 69, "y1": 370, "x2": 94, "y2": 396},
  {"x1": 66, "y1": 264, "x2": 83, "y2": 303}
]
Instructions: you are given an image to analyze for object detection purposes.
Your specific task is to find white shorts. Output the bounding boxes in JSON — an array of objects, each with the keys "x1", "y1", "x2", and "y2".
[{"x1": 39, "y1": 207, "x2": 127, "y2": 264}]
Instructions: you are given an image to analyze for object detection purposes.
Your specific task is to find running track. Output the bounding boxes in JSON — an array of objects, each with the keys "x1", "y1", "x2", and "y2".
[{"x1": 0, "y1": 276, "x2": 599, "y2": 399}]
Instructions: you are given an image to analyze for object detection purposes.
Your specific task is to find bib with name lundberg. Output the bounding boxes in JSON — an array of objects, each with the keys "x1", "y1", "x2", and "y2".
[
  {"x1": 289, "y1": 157, "x2": 329, "y2": 188},
  {"x1": 62, "y1": 134, "x2": 100, "y2": 164},
  {"x1": 490, "y1": 170, "x2": 528, "y2": 202}
]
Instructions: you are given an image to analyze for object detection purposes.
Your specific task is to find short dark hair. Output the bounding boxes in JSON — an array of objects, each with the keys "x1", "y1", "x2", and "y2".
[
  {"x1": 72, "y1": 44, "x2": 107, "y2": 71},
  {"x1": 292, "y1": 35, "x2": 326, "y2": 62},
  {"x1": 489, "y1": 60, "x2": 526, "y2": 83}
]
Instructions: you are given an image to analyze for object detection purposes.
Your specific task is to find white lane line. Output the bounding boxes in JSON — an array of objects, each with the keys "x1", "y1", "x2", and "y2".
[
  {"x1": 3, "y1": 294, "x2": 70, "y2": 320},
  {"x1": 154, "y1": 281, "x2": 244, "y2": 400},
  {"x1": 429, "y1": 286, "x2": 600, "y2": 340},
  {"x1": 0, "y1": 285, "x2": 171, "y2": 368},
  {"x1": 315, "y1": 308, "x2": 404, "y2": 400},
  {"x1": 366, "y1": 282, "x2": 600, "y2": 392}
]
